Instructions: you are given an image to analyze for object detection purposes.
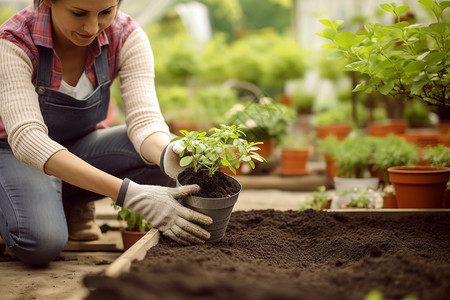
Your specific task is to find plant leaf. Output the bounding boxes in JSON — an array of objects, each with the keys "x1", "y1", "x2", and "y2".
[{"x1": 180, "y1": 156, "x2": 193, "y2": 167}]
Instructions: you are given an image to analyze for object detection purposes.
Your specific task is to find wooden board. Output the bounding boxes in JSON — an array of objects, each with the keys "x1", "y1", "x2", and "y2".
[
  {"x1": 103, "y1": 228, "x2": 160, "y2": 277},
  {"x1": 64, "y1": 230, "x2": 123, "y2": 252}
]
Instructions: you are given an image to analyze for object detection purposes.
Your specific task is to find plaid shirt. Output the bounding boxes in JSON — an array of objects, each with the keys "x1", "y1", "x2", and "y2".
[{"x1": 0, "y1": 4, "x2": 138, "y2": 89}]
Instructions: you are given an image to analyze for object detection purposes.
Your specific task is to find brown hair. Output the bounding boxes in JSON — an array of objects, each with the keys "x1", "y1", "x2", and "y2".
[{"x1": 34, "y1": 0, "x2": 122, "y2": 9}]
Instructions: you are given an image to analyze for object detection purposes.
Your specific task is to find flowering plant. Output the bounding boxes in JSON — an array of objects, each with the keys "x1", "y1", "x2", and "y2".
[
  {"x1": 339, "y1": 188, "x2": 383, "y2": 208},
  {"x1": 382, "y1": 185, "x2": 396, "y2": 196},
  {"x1": 300, "y1": 186, "x2": 333, "y2": 210}
]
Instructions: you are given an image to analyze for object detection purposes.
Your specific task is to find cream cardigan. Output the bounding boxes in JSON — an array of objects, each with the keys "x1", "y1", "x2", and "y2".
[{"x1": 0, "y1": 27, "x2": 170, "y2": 173}]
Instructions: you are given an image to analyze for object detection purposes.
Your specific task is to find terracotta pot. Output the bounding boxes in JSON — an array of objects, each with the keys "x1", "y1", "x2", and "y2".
[
  {"x1": 316, "y1": 123, "x2": 352, "y2": 141},
  {"x1": 382, "y1": 194, "x2": 397, "y2": 208},
  {"x1": 443, "y1": 189, "x2": 450, "y2": 208},
  {"x1": 388, "y1": 166, "x2": 450, "y2": 208},
  {"x1": 120, "y1": 228, "x2": 148, "y2": 251},
  {"x1": 368, "y1": 120, "x2": 407, "y2": 137},
  {"x1": 404, "y1": 130, "x2": 440, "y2": 148},
  {"x1": 438, "y1": 134, "x2": 450, "y2": 147},
  {"x1": 438, "y1": 121, "x2": 450, "y2": 135},
  {"x1": 324, "y1": 154, "x2": 337, "y2": 179},
  {"x1": 277, "y1": 148, "x2": 310, "y2": 176},
  {"x1": 256, "y1": 139, "x2": 275, "y2": 159},
  {"x1": 322, "y1": 200, "x2": 332, "y2": 210}
]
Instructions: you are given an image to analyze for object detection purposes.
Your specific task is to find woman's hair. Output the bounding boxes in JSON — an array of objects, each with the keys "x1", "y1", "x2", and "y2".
[{"x1": 34, "y1": 0, "x2": 122, "y2": 9}]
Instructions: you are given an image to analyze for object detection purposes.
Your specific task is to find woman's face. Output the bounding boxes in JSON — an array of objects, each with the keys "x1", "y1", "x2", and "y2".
[{"x1": 45, "y1": 0, "x2": 119, "y2": 48}]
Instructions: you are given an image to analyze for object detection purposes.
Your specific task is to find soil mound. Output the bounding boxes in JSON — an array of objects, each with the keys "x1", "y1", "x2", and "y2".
[{"x1": 84, "y1": 209, "x2": 450, "y2": 300}]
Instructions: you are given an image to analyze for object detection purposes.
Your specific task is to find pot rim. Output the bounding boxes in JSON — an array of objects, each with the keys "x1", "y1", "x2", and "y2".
[
  {"x1": 177, "y1": 171, "x2": 242, "y2": 200},
  {"x1": 388, "y1": 166, "x2": 450, "y2": 174}
]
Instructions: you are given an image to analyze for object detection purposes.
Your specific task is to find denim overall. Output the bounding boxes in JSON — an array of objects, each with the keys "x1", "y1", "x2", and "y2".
[{"x1": 0, "y1": 46, "x2": 172, "y2": 265}]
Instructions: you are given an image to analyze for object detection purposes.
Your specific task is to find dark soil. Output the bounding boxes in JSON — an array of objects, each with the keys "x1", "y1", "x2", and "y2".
[
  {"x1": 178, "y1": 168, "x2": 240, "y2": 198},
  {"x1": 83, "y1": 209, "x2": 450, "y2": 300}
]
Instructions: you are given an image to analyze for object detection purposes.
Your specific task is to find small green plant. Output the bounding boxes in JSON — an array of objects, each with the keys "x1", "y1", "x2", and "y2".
[
  {"x1": 371, "y1": 135, "x2": 419, "y2": 183},
  {"x1": 111, "y1": 202, "x2": 152, "y2": 232},
  {"x1": 339, "y1": 188, "x2": 381, "y2": 208},
  {"x1": 300, "y1": 186, "x2": 333, "y2": 210},
  {"x1": 172, "y1": 124, "x2": 266, "y2": 177},
  {"x1": 424, "y1": 144, "x2": 450, "y2": 167}
]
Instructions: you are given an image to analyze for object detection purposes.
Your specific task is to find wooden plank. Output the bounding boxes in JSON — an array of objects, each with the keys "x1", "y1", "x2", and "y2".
[
  {"x1": 103, "y1": 228, "x2": 160, "y2": 278},
  {"x1": 63, "y1": 230, "x2": 123, "y2": 252}
]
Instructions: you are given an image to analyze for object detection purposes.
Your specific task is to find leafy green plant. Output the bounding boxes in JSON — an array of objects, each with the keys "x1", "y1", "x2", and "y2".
[
  {"x1": 111, "y1": 202, "x2": 152, "y2": 232},
  {"x1": 227, "y1": 100, "x2": 296, "y2": 143},
  {"x1": 172, "y1": 124, "x2": 266, "y2": 177},
  {"x1": 300, "y1": 186, "x2": 332, "y2": 210},
  {"x1": 318, "y1": 0, "x2": 449, "y2": 106},
  {"x1": 318, "y1": 135, "x2": 377, "y2": 178},
  {"x1": 371, "y1": 135, "x2": 419, "y2": 183},
  {"x1": 424, "y1": 144, "x2": 450, "y2": 166}
]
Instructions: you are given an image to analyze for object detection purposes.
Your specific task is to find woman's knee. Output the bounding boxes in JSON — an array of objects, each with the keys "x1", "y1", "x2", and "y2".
[{"x1": 10, "y1": 225, "x2": 68, "y2": 266}]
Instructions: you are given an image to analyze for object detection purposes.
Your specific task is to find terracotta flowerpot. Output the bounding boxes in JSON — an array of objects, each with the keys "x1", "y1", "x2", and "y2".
[
  {"x1": 368, "y1": 120, "x2": 407, "y2": 137},
  {"x1": 388, "y1": 166, "x2": 450, "y2": 208},
  {"x1": 438, "y1": 121, "x2": 450, "y2": 135},
  {"x1": 324, "y1": 154, "x2": 337, "y2": 179},
  {"x1": 256, "y1": 139, "x2": 275, "y2": 159},
  {"x1": 277, "y1": 148, "x2": 310, "y2": 176},
  {"x1": 443, "y1": 190, "x2": 450, "y2": 208},
  {"x1": 316, "y1": 123, "x2": 352, "y2": 141},
  {"x1": 120, "y1": 228, "x2": 148, "y2": 251},
  {"x1": 382, "y1": 194, "x2": 397, "y2": 208},
  {"x1": 438, "y1": 134, "x2": 450, "y2": 147}
]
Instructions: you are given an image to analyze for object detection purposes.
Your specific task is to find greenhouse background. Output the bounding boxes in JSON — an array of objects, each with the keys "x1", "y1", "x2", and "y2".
[{"x1": 1, "y1": 1, "x2": 443, "y2": 131}]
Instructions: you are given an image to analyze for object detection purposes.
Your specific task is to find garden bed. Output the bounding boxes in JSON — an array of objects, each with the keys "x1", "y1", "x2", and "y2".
[{"x1": 83, "y1": 209, "x2": 450, "y2": 300}]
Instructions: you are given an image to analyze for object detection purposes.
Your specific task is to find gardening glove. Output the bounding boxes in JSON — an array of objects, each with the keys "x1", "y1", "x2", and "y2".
[
  {"x1": 160, "y1": 140, "x2": 186, "y2": 179},
  {"x1": 116, "y1": 178, "x2": 213, "y2": 245}
]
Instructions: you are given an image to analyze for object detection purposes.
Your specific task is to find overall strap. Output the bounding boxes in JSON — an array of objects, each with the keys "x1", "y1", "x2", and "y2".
[
  {"x1": 94, "y1": 46, "x2": 110, "y2": 86},
  {"x1": 36, "y1": 46, "x2": 54, "y2": 88}
]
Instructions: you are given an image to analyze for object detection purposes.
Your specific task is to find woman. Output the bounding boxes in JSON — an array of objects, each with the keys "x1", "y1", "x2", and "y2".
[{"x1": 0, "y1": 0, "x2": 212, "y2": 266}]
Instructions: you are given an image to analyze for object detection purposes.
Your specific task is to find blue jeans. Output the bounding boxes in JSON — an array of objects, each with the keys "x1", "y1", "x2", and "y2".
[{"x1": 0, "y1": 125, "x2": 173, "y2": 265}]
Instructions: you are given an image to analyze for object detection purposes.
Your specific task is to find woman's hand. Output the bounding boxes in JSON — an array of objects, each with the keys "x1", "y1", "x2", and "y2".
[{"x1": 117, "y1": 179, "x2": 212, "y2": 245}]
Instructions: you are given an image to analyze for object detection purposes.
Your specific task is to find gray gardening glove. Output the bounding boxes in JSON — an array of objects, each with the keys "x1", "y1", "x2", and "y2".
[
  {"x1": 116, "y1": 178, "x2": 212, "y2": 245},
  {"x1": 160, "y1": 140, "x2": 186, "y2": 179}
]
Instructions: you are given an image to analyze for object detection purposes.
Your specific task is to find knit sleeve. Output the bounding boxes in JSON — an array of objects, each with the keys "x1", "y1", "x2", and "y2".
[
  {"x1": 0, "y1": 39, "x2": 66, "y2": 173},
  {"x1": 118, "y1": 27, "x2": 171, "y2": 158}
]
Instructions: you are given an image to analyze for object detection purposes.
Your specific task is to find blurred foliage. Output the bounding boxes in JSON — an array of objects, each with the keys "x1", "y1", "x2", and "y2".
[{"x1": 0, "y1": 7, "x2": 15, "y2": 25}]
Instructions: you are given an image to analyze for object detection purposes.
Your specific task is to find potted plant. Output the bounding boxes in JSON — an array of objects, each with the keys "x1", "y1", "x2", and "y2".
[
  {"x1": 226, "y1": 98, "x2": 296, "y2": 159},
  {"x1": 173, "y1": 124, "x2": 266, "y2": 242},
  {"x1": 382, "y1": 185, "x2": 397, "y2": 208},
  {"x1": 111, "y1": 202, "x2": 152, "y2": 251},
  {"x1": 299, "y1": 185, "x2": 333, "y2": 210},
  {"x1": 370, "y1": 135, "x2": 420, "y2": 183},
  {"x1": 276, "y1": 132, "x2": 314, "y2": 176}
]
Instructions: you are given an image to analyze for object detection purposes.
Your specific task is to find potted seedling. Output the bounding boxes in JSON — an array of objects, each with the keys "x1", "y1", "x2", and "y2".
[
  {"x1": 173, "y1": 124, "x2": 266, "y2": 242},
  {"x1": 111, "y1": 202, "x2": 152, "y2": 251}
]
